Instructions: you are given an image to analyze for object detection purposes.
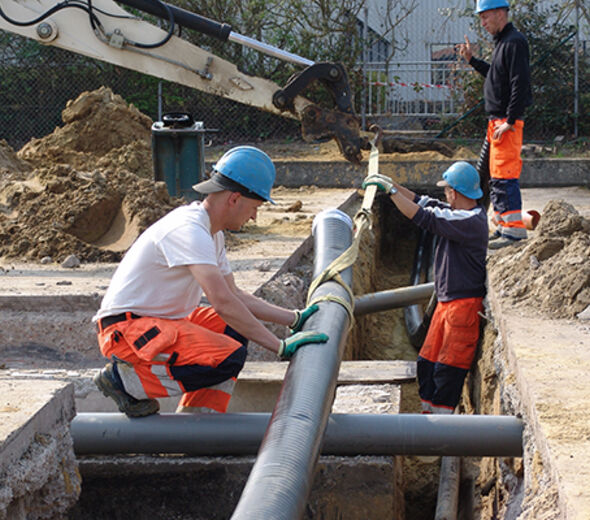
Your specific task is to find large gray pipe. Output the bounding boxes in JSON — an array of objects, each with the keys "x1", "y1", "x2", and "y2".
[
  {"x1": 71, "y1": 412, "x2": 523, "y2": 457},
  {"x1": 354, "y1": 282, "x2": 434, "y2": 316},
  {"x1": 231, "y1": 209, "x2": 354, "y2": 520}
]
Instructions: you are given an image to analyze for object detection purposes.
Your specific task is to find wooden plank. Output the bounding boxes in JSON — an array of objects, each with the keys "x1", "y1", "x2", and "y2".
[{"x1": 238, "y1": 360, "x2": 416, "y2": 384}]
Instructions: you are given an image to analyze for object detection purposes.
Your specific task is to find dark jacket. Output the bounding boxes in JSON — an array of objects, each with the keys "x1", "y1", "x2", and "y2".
[
  {"x1": 469, "y1": 22, "x2": 533, "y2": 124},
  {"x1": 411, "y1": 195, "x2": 488, "y2": 302}
]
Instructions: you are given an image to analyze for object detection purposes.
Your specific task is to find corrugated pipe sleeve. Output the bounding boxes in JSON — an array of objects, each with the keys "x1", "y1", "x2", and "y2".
[{"x1": 230, "y1": 208, "x2": 354, "y2": 520}]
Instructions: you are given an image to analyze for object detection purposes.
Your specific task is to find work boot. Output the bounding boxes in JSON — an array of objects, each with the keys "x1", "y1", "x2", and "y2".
[
  {"x1": 94, "y1": 362, "x2": 159, "y2": 417},
  {"x1": 488, "y1": 236, "x2": 525, "y2": 250}
]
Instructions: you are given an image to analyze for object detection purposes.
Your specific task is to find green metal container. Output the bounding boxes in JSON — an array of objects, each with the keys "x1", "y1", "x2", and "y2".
[{"x1": 151, "y1": 113, "x2": 206, "y2": 201}]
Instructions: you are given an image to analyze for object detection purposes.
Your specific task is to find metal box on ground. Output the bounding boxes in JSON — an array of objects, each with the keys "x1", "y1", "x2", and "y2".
[{"x1": 151, "y1": 112, "x2": 206, "y2": 201}]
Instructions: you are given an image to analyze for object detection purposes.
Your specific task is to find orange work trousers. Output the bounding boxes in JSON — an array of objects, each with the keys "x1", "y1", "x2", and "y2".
[
  {"x1": 417, "y1": 297, "x2": 483, "y2": 413},
  {"x1": 96, "y1": 307, "x2": 247, "y2": 413},
  {"x1": 486, "y1": 118, "x2": 527, "y2": 238},
  {"x1": 486, "y1": 118, "x2": 524, "y2": 180}
]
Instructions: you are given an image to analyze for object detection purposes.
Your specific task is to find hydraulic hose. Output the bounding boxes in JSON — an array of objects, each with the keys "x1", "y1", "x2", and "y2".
[
  {"x1": 404, "y1": 228, "x2": 437, "y2": 350},
  {"x1": 115, "y1": 0, "x2": 232, "y2": 41}
]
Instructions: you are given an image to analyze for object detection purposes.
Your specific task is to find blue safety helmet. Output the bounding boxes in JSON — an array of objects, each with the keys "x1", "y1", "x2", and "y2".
[
  {"x1": 475, "y1": 0, "x2": 509, "y2": 14},
  {"x1": 193, "y1": 146, "x2": 276, "y2": 204},
  {"x1": 437, "y1": 161, "x2": 484, "y2": 200}
]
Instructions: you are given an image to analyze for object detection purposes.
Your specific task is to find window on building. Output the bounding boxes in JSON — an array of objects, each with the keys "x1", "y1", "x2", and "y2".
[
  {"x1": 357, "y1": 19, "x2": 391, "y2": 62},
  {"x1": 430, "y1": 43, "x2": 458, "y2": 86}
]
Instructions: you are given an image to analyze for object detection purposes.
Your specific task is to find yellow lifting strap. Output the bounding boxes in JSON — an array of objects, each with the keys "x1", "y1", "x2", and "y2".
[{"x1": 306, "y1": 131, "x2": 381, "y2": 328}]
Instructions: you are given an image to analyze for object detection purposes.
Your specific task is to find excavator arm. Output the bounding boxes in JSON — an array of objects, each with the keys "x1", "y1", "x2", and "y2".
[{"x1": 0, "y1": 0, "x2": 364, "y2": 162}]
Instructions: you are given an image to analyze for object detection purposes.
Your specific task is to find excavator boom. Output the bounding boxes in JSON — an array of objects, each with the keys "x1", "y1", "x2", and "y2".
[{"x1": 0, "y1": 0, "x2": 364, "y2": 162}]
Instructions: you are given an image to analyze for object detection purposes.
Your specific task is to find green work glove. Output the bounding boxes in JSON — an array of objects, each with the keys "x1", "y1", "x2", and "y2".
[
  {"x1": 362, "y1": 173, "x2": 395, "y2": 194},
  {"x1": 289, "y1": 303, "x2": 319, "y2": 333},
  {"x1": 278, "y1": 330, "x2": 329, "y2": 359}
]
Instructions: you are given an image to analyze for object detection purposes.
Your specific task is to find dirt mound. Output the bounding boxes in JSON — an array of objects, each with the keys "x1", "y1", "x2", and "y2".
[
  {"x1": 18, "y1": 86, "x2": 153, "y2": 178},
  {"x1": 0, "y1": 140, "x2": 31, "y2": 174},
  {"x1": 0, "y1": 88, "x2": 182, "y2": 263},
  {"x1": 488, "y1": 200, "x2": 590, "y2": 319}
]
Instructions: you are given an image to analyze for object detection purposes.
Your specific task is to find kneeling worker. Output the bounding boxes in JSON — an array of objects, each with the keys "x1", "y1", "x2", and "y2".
[
  {"x1": 93, "y1": 146, "x2": 327, "y2": 417},
  {"x1": 363, "y1": 162, "x2": 488, "y2": 413}
]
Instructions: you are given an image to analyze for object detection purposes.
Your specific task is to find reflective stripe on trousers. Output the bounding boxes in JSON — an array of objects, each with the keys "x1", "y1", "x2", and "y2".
[{"x1": 97, "y1": 306, "x2": 247, "y2": 412}]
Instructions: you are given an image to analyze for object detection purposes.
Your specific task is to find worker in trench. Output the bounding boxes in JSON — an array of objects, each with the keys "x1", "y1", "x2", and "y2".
[
  {"x1": 457, "y1": 0, "x2": 532, "y2": 249},
  {"x1": 92, "y1": 146, "x2": 327, "y2": 417},
  {"x1": 362, "y1": 162, "x2": 488, "y2": 413}
]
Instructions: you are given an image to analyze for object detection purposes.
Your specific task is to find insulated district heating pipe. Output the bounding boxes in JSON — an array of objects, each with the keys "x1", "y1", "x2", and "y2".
[
  {"x1": 231, "y1": 208, "x2": 354, "y2": 520},
  {"x1": 354, "y1": 282, "x2": 434, "y2": 316},
  {"x1": 71, "y1": 412, "x2": 523, "y2": 457}
]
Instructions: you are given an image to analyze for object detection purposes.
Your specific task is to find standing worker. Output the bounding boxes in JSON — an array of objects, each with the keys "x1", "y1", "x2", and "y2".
[
  {"x1": 362, "y1": 163, "x2": 488, "y2": 413},
  {"x1": 93, "y1": 146, "x2": 327, "y2": 417},
  {"x1": 457, "y1": 0, "x2": 532, "y2": 249}
]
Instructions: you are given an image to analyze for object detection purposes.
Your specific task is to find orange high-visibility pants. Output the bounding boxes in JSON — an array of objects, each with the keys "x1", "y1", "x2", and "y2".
[
  {"x1": 96, "y1": 307, "x2": 247, "y2": 413},
  {"x1": 486, "y1": 118, "x2": 527, "y2": 239},
  {"x1": 417, "y1": 297, "x2": 483, "y2": 413}
]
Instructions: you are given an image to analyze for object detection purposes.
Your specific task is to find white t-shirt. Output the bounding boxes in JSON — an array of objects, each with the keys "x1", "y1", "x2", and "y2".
[{"x1": 94, "y1": 201, "x2": 231, "y2": 320}]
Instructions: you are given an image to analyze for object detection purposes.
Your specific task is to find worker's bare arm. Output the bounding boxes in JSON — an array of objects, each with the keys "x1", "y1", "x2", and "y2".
[
  {"x1": 392, "y1": 182, "x2": 417, "y2": 201},
  {"x1": 188, "y1": 264, "x2": 281, "y2": 353},
  {"x1": 390, "y1": 191, "x2": 419, "y2": 220}
]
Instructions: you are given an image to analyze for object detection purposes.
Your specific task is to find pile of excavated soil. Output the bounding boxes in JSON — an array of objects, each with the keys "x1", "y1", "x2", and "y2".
[
  {"x1": 487, "y1": 199, "x2": 590, "y2": 319},
  {"x1": 18, "y1": 86, "x2": 154, "y2": 177},
  {"x1": 0, "y1": 87, "x2": 182, "y2": 263},
  {"x1": 0, "y1": 86, "x2": 477, "y2": 265}
]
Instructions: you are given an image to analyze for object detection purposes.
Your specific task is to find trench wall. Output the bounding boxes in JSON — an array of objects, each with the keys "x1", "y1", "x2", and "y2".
[{"x1": 463, "y1": 299, "x2": 566, "y2": 520}]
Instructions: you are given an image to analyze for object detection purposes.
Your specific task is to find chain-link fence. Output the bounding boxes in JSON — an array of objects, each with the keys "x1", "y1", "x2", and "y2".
[
  {"x1": 357, "y1": 34, "x2": 590, "y2": 146},
  {"x1": 0, "y1": 33, "x2": 300, "y2": 151},
  {"x1": 1, "y1": 31, "x2": 590, "y2": 153}
]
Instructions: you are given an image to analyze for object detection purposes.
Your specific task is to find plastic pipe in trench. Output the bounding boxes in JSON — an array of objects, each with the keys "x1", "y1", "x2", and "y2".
[
  {"x1": 354, "y1": 282, "x2": 434, "y2": 316},
  {"x1": 71, "y1": 412, "x2": 523, "y2": 457}
]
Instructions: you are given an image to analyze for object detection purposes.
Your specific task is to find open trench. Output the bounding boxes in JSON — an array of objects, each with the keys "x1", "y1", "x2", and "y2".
[{"x1": 63, "y1": 192, "x2": 519, "y2": 520}]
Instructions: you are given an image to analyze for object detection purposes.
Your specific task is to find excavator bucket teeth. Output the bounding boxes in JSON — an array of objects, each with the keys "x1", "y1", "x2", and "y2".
[{"x1": 300, "y1": 105, "x2": 363, "y2": 164}]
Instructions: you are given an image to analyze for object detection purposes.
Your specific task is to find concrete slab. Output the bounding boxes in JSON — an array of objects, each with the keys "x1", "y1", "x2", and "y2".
[{"x1": 0, "y1": 379, "x2": 80, "y2": 520}]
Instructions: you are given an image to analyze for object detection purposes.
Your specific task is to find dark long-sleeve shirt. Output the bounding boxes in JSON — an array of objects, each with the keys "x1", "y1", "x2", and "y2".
[
  {"x1": 469, "y1": 22, "x2": 532, "y2": 125},
  {"x1": 411, "y1": 195, "x2": 488, "y2": 302}
]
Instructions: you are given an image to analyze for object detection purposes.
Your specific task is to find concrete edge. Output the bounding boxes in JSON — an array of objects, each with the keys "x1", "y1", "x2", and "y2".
[
  {"x1": 487, "y1": 288, "x2": 568, "y2": 518},
  {"x1": 0, "y1": 381, "x2": 76, "y2": 467}
]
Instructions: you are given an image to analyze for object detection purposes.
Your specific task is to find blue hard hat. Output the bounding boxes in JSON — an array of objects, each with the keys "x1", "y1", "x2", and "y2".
[
  {"x1": 437, "y1": 161, "x2": 484, "y2": 200},
  {"x1": 475, "y1": 0, "x2": 509, "y2": 14},
  {"x1": 193, "y1": 146, "x2": 276, "y2": 204}
]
